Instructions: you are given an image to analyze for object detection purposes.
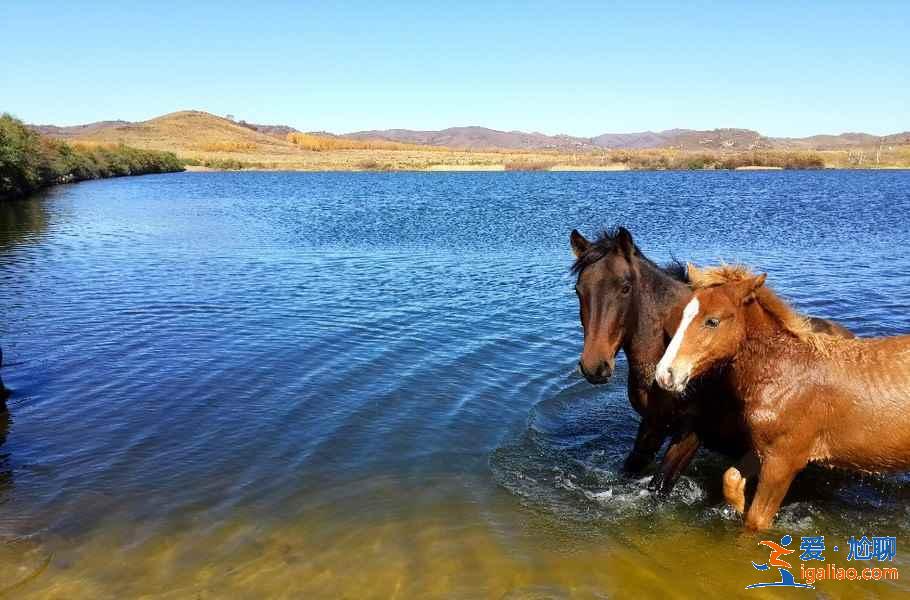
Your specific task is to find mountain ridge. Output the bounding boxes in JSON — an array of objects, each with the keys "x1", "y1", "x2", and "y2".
[{"x1": 28, "y1": 110, "x2": 910, "y2": 152}]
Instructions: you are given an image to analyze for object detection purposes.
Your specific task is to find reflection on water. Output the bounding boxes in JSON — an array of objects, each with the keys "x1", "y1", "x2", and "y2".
[
  {"x1": 0, "y1": 411, "x2": 11, "y2": 502},
  {"x1": 1, "y1": 171, "x2": 909, "y2": 597},
  {"x1": 0, "y1": 192, "x2": 50, "y2": 252}
]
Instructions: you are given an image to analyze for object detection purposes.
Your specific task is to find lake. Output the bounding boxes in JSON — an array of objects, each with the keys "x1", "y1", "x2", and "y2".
[{"x1": 1, "y1": 170, "x2": 909, "y2": 598}]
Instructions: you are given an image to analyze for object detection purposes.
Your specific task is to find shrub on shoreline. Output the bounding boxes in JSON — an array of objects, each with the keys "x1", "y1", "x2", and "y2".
[
  {"x1": 1, "y1": 114, "x2": 183, "y2": 200},
  {"x1": 504, "y1": 159, "x2": 558, "y2": 171},
  {"x1": 287, "y1": 132, "x2": 452, "y2": 153},
  {"x1": 182, "y1": 157, "x2": 255, "y2": 170},
  {"x1": 603, "y1": 149, "x2": 825, "y2": 170}
]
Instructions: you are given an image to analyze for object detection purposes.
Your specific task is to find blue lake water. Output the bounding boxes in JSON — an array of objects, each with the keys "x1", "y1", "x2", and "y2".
[{"x1": 1, "y1": 170, "x2": 909, "y2": 597}]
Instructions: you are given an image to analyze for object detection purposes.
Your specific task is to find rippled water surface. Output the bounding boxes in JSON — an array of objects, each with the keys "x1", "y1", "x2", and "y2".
[{"x1": 1, "y1": 171, "x2": 910, "y2": 598}]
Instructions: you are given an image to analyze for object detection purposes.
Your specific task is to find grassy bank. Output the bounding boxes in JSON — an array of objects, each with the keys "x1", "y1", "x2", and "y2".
[
  {"x1": 178, "y1": 149, "x2": 840, "y2": 172},
  {"x1": 1, "y1": 114, "x2": 183, "y2": 201}
]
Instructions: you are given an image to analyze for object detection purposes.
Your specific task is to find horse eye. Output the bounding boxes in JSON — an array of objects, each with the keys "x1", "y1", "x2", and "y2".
[
  {"x1": 705, "y1": 318, "x2": 720, "y2": 329},
  {"x1": 620, "y1": 283, "x2": 632, "y2": 295}
]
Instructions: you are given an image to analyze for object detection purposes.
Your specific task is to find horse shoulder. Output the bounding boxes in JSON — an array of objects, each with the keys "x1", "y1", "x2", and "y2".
[{"x1": 734, "y1": 341, "x2": 825, "y2": 440}]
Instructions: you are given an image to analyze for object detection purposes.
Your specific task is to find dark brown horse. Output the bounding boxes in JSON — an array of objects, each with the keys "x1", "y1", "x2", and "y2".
[
  {"x1": 570, "y1": 229, "x2": 851, "y2": 495},
  {"x1": 655, "y1": 265, "x2": 904, "y2": 531},
  {"x1": 571, "y1": 227, "x2": 748, "y2": 494}
]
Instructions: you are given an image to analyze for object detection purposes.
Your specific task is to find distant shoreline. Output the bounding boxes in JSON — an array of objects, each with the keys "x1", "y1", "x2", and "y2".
[
  {"x1": 185, "y1": 163, "x2": 630, "y2": 172},
  {"x1": 182, "y1": 164, "x2": 910, "y2": 173}
]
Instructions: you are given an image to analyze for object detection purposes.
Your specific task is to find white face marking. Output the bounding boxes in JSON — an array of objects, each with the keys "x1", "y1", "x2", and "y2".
[{"x1": 655, "y1": 297, "x2": 700, "y2": 389}]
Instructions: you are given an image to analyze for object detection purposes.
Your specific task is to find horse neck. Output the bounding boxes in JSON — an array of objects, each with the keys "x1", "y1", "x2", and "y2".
[
  {"x1": 745, "y1": 298, "x2": 792, "y2": 344},
  {"x1": 729, "y1": 300, "x2": 795, "y2": 394},
  {"x1": 624, "y1": 257, "x2": 690, "y2": 367}
]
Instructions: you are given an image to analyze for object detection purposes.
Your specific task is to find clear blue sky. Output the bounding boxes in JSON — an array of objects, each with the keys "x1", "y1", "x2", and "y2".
[{"x1": 2, "y1": 1, "x2": 907, "y2": 136}]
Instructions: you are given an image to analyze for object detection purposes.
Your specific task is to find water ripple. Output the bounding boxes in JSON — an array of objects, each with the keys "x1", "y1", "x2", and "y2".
[{"x1": 1, "y1": 171, "x2": 909, "y2": 596}]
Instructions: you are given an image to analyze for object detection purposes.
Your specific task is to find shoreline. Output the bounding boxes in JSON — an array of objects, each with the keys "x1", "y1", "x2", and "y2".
[
  {"x1": 1, "y1": 167, "x2": 187, "y2": 201},
  {"x1": 1, "y1": 114, "x2": 184, "y2": 202},
  {"x1": 181, "y1": 164, "x2": 910, "y2": 173}
]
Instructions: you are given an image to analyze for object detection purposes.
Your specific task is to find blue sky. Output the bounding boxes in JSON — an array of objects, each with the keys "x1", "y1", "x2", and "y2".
[{"x1": 2, "y1": 1, "x2": 908, "y2": 136}]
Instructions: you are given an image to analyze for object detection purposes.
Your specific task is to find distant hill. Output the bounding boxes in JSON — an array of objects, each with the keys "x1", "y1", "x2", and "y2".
[
  {"x1": 770, "y1": 131, "x2": 910, "y2": 150},
  {"x1": 590, "y1": 131, "x2": 668, "y2": 149},
  {"x1": 30, "y1": 110, "x2": 909, "y2": 153},
  {"x1": 239, "y1": 121, "x2": 300, "y2": 138},
  {"x1": 883, "y1": 132, "x2": 910, "y2": 145},
  {"x1": 657, "y1": 128, "x2": 770, "y2": 150},
  {"x1": 592, "y1": 128, "x2": 769, "y2": 151},
  {"x1": 343, "y1": 126, "x2": 597, "y2": 151},
  {"x1": 31, "y1": 120, "x2": 131, "y2": 139},
  {"x1": 343, "y1": 126, "x2": 852, "y2": 151},
  {"x1": 33, "y1": 115, "x2": 303, "y2": 141},
  {"x1": 41, "y1": 111, "x2": 303, "y2": 157}
]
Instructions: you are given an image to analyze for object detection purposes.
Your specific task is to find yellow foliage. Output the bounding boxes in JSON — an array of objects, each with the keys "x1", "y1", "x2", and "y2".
[
  {"x1": 286, "y1": 132, "x2": 451, "y2": 152},
  {"x1": 195, "y1": 141, "x2": 259, "y2": 153}
]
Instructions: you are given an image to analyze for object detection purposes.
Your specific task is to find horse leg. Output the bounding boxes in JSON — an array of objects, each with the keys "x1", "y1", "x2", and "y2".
[
  {"x1": 650, "y1": 430, "x2": 701, "y2": 497},
  {"x1": 623, "y1": 419, "x2": 666, "y2": 474},
  {"x1": 744, "y1": 453, "x2": 802, "y2": 531},
  {"x1": 723, "y1": 451, "x2": 759, "y2": 514}
]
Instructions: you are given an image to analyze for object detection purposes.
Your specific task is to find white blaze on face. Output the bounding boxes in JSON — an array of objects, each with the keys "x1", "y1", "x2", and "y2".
[{"x1": 655, "y1": 297, "x2": 700, "y2": 390}]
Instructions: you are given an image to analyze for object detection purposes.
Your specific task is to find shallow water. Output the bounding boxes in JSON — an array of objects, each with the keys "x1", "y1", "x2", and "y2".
[{"x1": 1, "y1": 171, "x2": 909, "y2": 598}]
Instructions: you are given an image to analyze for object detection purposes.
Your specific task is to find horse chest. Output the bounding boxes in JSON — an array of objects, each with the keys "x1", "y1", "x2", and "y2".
[{"x1": 742, "y1": 381, "x2": 799, "y2": 431}]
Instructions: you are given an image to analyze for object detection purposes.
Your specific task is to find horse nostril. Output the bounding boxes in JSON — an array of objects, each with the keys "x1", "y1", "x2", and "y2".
[{"x1": 579, "y1": 360, "x2": 612, "y2": 383}]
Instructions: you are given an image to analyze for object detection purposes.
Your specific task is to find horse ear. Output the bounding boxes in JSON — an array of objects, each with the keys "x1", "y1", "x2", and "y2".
[
  {"x1": 616, "y1": 227, "x2": 635, "y2": 259},
  {"x1": 735, "y1": 273, "x2": 767, "y2": 305},
  {"x1": 570, "y1": 229, "x2": 590, "y2": 258},
  {"x1": 686, "y1": 263, "x2": 703, "y2": 285}
]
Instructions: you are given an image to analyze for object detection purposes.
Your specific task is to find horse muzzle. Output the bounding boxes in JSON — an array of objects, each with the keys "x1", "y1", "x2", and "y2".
[
  {"x1": 654, "y1": 364, "x2": 689, "y2": 393},
  {"x1": 578, "y1": 360, "x2": 614, "y2": 385}
]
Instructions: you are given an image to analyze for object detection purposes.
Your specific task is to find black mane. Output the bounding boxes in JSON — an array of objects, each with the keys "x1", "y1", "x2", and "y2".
[
  {"x1": 571, "y1": 228, "x2": 688, "y2": 282},
  {"x1": 662, "y1": 257, "x2": 689, "y2": 282}
]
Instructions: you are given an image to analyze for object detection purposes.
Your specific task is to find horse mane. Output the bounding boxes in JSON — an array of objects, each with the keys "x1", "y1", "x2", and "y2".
[
  {"x1": 662, "y1": 258, "x2": 689, "y2": 282},
  {"x1": 571, "y1": 228, "x2": 688, "y2": 282},
  {"x1": 688, "y1": 264, "x2": 835, "y2": 355}
]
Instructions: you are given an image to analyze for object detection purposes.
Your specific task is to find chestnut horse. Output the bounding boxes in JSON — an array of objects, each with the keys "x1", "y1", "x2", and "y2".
[
  {"x1": 570, "y1": 229, "x2": 852, "y2": 496},
  {"x1": 655, "y1": 265, "x2": 909, "y2": 530}
]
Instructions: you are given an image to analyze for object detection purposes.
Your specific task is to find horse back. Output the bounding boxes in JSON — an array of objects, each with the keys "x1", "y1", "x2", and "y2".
[{"x1": 779, "y1": 334, "x2": 910, "y2": 471}]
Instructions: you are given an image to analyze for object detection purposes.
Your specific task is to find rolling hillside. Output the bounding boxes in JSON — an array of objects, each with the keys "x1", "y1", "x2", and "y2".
[
  {"x1": 33, "y1": 111, "x2": 909, "y2": 153},
  {"x1": 30, "y1": 111, "x2": 588, "y2": 170},
  {"x1": 770, "y1": 131, "x2": 910, "y2": 150},
  {"x1": 344, "y1": 126, "x2": 774, "y2": 151},
  {"x1": 32, "y1": 120, "x2": 131, "y2": 139},
  {"x1": 55, "y1": 111, "x2": 301, "y2": 156},
  {"x1": 344, "y1": 125, "x2": 906, "y2": 152},
  {"x1": 343, "y1": 126, "x2": 598, "y2": 151},
  {"x1": 27, "y1": 110, "x2": 910, "y2": 170}
]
